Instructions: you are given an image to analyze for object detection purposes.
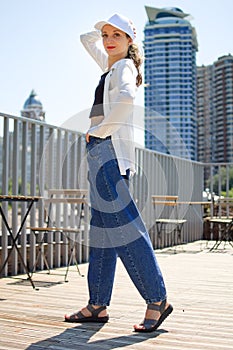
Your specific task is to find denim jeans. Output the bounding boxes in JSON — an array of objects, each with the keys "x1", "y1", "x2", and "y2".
[{"x1": 86, "y1": 136, "x2": 167, "y2": 306}]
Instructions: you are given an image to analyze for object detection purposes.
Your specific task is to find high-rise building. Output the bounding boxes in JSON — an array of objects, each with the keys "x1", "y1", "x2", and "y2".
[
  {"x1": 197, "y1": 54, "x2": 233, "y2": 163},
  {"x1": 197, "y1": 65, "x2": 215, "y2": 164},
  {"x1": 214, "y1": 55, "x2": 233, "y2": 162},
  {"x1": 144, "y1": 6, "x2": 198, "y2": 160}
]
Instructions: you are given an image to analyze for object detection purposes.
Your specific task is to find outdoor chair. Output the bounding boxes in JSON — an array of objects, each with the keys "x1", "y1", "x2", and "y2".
[
  {"x1": 27, "y1": 189, "x2": 88, "y2": 281},
  {"x1": 152, "y1": 195, "x2": 187, "y2": 252}
]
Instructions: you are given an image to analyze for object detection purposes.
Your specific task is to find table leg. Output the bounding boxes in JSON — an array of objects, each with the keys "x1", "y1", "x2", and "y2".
[
  {"x1": 209, "y1": 222, "x2": 232, "y2": 251},
  {"x1": 156, "y1": 222, "x2": 162, "y2": 249},
  {"x1": 0, "y1": 201, "x2": 37, "y2": 289}
]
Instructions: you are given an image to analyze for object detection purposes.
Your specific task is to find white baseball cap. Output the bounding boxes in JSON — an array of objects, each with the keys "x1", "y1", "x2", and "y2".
[{"x1": 94, "y1": 13, "x2": 136, "y2": 40}]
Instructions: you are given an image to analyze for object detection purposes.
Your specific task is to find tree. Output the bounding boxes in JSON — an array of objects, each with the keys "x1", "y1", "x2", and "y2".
[{"x1": 206, "y1": 166, "x2": 233, "y2": 196}]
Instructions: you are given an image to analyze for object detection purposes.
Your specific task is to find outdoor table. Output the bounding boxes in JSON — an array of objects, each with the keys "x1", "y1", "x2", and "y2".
[
  {"x1": 0, "y1": 195, "x2": 41, "y2": 289},
  {"x1": 209, "y1": 217, "x2": 233, "y2": 251}
]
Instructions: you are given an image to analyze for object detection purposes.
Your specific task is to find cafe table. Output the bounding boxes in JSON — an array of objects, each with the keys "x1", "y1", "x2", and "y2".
[
  {"x1": 208, "y1": 217, "x2": 233, "y2": 251},
  {"x1": 0, "y1": 195, "x2": 41, "y2": 289}
]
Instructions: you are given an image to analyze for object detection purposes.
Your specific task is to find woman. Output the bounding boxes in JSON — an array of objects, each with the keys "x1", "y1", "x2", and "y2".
[{"x1": 65, "y1": 13, "x2": 173, "y2": 333}]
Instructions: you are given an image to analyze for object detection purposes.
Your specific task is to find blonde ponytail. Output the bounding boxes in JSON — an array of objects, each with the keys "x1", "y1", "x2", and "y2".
[{"x1": 126, "y1": 43, "x2": 143, "y2": 87}]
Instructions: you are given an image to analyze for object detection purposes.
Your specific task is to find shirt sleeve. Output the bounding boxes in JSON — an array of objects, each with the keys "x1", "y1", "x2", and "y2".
[
  {"x1": 88, "y1": 60, "x2": 137, "y2": 138},
  {"x1": 80, "y1": 31, "x2": 108, "y2": 72}
]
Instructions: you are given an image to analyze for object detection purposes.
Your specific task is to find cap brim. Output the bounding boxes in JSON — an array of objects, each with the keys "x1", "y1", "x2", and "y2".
[
  {"x1": 94, "y1": 20, "x2": 109, "y2": 31},
  {"x1": 94, "y1": 20, "x2": 127, "y2": 34}
]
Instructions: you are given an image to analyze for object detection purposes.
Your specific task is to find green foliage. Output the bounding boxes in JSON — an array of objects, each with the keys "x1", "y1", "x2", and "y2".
[
  {"x1": 206, "y1": 167, "x2": 233, "y2": 197},
  {"x1": 0, "y1": 178, "x2": 31, "y2": 195},
  {"x1": 221, "y1": 188, "x2": 233, "y2": 198}
]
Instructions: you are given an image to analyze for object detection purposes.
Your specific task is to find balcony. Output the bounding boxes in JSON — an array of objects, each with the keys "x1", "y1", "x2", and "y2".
[
  {"x1": 0, "y1": 241, "x2": 233, "y2": 349},
  {"x1": 0, "y1": 112, "x2": 233, "y2": 277},
  {"x1": 1, "y1": 113, "x2": 233, "y2": 348},
  {"x1": 0, "y1": 113, "x2": 206, "y2": 277}
]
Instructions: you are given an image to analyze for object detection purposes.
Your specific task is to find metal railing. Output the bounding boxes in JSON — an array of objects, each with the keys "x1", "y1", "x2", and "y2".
[
  {"x1": 134, "y1": 147, "x2": 204, "y2": 248},
  {"x1": 0, "y1": 112, "x2": 205, "y2": 276},
  {"x1": 0, "y1": 113, "x2": 88, "y2": 276}
]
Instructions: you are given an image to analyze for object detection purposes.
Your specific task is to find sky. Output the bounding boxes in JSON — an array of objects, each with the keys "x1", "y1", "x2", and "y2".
[{"x1": 0, "y1": 0, "x2": 233, "y2": 132}]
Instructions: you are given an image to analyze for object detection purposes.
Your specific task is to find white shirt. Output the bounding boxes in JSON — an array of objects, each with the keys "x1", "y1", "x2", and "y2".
[{"x1": 80, "y1": 31, "x2": 138, "y2": 175}]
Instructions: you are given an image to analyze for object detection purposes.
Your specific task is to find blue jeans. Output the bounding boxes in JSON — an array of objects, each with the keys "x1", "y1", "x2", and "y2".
[{"x1": 86, "y1": 136, "x2": 167, "y2": 306}]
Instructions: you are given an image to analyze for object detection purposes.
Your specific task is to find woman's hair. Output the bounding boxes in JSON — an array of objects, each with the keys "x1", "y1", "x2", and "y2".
[{"x1": 126, "y1": 42, "x2": 143, "y2": 87}]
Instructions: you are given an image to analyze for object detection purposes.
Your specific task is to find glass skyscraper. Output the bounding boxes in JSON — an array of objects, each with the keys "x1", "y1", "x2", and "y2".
[{"x1": 144, "y1": 6, "x2": 198, "y2": 160}]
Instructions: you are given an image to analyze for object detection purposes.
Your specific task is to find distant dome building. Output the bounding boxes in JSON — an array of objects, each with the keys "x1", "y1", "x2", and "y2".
[{"x1": 21, "y1": 90, "x2": 46, "y2": 121}]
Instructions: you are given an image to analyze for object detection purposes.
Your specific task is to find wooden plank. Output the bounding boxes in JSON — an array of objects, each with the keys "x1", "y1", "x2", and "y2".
[
  {"x1": 156, "y1": 219, "x2": 187, "y2": 223},
  {"x1": 0, "y1": 241, "x2": 233, "y2": 349},
  {"x1": 0, "y1": 195, "x2": 41, "y2": 201},
  {"x1": 209, "y1": 218, "x2": 232, "y2": 223},
  {"x1": 27, "y1": 227, "x2": 81, "y2": 232},
  {"x1": 44, "y1": 198, "x2": 87, "y2": 204},
  {"x1": 151, "y1": 195, "x2": 178, "y2": 200},
  {"x1": 48, "y1": 189, "x2": 88, "y2": 195},
  {"x1": 152, "y1": 201, "x2": 178, "y2": 206},
  {"x1": 178, "y1": 201, "x2": 211, "y2": 205}
]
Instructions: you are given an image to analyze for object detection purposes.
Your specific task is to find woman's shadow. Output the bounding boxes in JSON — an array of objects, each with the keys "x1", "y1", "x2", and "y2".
[{"x1": 25, "y1": 322, "x2": 168, "y2": 349}]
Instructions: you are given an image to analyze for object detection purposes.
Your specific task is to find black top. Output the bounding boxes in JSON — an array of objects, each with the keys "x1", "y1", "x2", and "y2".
[{"x1": 89, "y1": 72, "x2": 109, "y2": 118}]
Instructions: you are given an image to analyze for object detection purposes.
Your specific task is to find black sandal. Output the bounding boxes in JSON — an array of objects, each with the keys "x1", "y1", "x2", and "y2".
[
  {"x1": 134, "y1": 299, "x2": 173, "y2": 333},
  {"x1": 64, "y1": 304, "x2": 109, "y2": 323}
]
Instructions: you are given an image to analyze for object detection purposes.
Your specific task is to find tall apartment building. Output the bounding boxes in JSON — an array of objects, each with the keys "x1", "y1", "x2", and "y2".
[
  {"x1": 197, "y1": 65, "x2": 215, "y2": 164},
  {"x1": 214, "y1": 55, "x2": 233, "y2": 162},
  {"x1": 197, "y1": 54, "x2": 233, "y2": 163},
  {"x1": 144, "y1": 6, "x2": 198, "y2": 160}
]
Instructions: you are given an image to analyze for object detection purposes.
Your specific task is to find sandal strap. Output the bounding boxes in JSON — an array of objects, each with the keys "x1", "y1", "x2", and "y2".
[
  {"x1": 67, "y1": 310, "x2": 85, "y2": 320},
  {"x1": 147, "y1": 299, "x2": 167, "y2": 313},
  {"x1": 87, "y1": 304, "x2": 106, "y2": 317},
  {"x1": 147, "y1": 304, "x2": 160, "y2": 311},
  {"x1": 75, "y1": 310, "x2": 85, "y2": 319},
  {"x1": 143, "y1": 318, "x2": 158, "y2": 329}
]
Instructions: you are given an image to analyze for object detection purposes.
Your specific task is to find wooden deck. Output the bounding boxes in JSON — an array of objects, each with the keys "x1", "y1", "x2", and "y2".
[{"x1": 0, "y1": 241, "x2": 233, "y2": 350}]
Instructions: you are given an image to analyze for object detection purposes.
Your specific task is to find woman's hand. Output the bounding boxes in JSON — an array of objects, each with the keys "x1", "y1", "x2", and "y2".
[{"x1": 86, "y1": 133, "x2": 90, "y2": 143}]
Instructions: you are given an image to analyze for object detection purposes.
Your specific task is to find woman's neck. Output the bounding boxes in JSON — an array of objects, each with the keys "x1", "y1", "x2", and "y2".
[{"x1": 108, "y1": 55, "x2": 126, "y2": 69}]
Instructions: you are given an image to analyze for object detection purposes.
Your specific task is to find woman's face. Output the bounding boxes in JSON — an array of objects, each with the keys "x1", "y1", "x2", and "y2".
[{"x1": 101, "y1": 24, "x2": 132, "y2": 60}]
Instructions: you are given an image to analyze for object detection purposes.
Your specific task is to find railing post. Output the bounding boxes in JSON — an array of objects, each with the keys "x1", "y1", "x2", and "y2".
[
  {"x1": 11, "y1": 119, "x2": 19, "y2": 275},
  {"x1": 37, "y1": 124, "x2": 45, "y2": 270},
  {"x1": 29, "y1": 123, "x2": 37, "y2": 271},
  {"x1": 21, "y1": 121, "x2": 28, "y2": 272},
  {"x1": 1, "y1": 117, "x2": 9, "y2": 276},
  {"x1": 54, "y1": 129, "x2": 62, "y2": 267},
  {"x1": 47, "y1": 128, "x2": 55, "y2": 268}
]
